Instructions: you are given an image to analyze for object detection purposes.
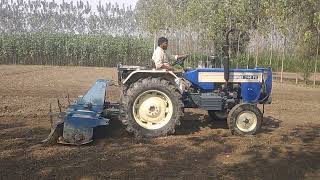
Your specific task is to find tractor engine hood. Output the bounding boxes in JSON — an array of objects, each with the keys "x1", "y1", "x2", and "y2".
[{"x1": 183, "y1": 67, "x2": 272, "y2": 104}]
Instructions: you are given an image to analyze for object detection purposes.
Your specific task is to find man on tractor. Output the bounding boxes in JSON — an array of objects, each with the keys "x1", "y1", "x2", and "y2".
[{"x1": 152, "y1": 37, "x2": 187, "y2": 70}]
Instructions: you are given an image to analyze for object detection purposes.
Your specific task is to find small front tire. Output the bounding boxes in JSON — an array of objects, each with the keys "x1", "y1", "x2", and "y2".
[{"x1": 227, "y1": 104, "x2": 262, "y2": 135}]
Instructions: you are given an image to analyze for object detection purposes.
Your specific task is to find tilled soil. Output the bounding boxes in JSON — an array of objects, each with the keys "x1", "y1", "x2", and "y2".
[{"x1": 0, "y1": 65, "x2": 319, "y2": 179}]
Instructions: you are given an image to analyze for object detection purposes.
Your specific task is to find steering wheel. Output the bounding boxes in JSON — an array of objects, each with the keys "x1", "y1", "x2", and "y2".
[{"x1": 172, "y1": 55, "x2": 189, "y2": 66}]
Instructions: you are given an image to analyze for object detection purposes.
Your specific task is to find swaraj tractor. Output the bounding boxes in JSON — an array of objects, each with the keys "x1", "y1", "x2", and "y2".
[{"x1": 43, "y1": 31, "x2": 272, "y2": 145}]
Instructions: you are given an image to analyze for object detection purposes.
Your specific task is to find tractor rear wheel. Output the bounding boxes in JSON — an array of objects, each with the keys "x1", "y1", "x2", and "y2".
[
  {"x1": 227, "y1": 103, "x2": 262, "y2": 135},
  {"x1": 120, "y1": 77, "x2": 183, "y2": 138}
]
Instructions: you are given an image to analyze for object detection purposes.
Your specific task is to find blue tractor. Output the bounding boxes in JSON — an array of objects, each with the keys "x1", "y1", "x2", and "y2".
[
  {"x1": 43, "y1": 31, "x2": 272, "y2": 145},
  {"x1": 117, "y1": 62, "x2": 272, "y2": 138}
]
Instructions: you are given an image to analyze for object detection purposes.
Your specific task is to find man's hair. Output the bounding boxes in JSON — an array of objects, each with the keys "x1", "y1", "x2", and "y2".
[{"x1": 158, "y1": 37, "x2": 168, "y2": 46}]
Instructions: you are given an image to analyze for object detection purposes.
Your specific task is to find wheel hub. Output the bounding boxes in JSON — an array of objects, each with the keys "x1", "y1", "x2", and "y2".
[
  {"x1": 243, "y1": 118, "x2": 250, "y2": 124},
  {"x1": 236, "y1": 111, "x2": 257, "y2": 132},
  {"x1": 133, "y1": 90, "x2": 173, "y2": 130},
  {"x1": 138, "y1": 96, "x2": 166, "y2": 123}
]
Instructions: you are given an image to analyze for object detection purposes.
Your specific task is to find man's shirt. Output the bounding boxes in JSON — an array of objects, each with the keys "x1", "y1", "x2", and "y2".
[{"x1": 152, "y1": 47, "x2": 177, "y2": 69}]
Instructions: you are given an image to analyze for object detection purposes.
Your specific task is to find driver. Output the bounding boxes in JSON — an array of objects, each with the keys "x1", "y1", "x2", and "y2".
[{"x1": 152, "y1": 37, "x2": 185, "y2": 70}]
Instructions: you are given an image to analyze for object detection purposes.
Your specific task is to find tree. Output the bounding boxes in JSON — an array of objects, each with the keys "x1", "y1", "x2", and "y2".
[{"x1": 313, "y1": 12, "x2": 320, "y2": 86}]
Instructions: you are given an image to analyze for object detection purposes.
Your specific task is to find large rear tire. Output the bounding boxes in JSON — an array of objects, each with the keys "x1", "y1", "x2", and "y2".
[
  {"x1": 227, "y1": 103, "x2": 262, "y2": 135},
  {"x1": 120, "y1": 77, "x2": 183, "y2": 138}
]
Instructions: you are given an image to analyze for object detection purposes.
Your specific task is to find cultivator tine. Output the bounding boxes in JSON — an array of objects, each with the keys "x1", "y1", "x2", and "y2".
[
  {"x1": 57, "y1": 98, "x2": 62, "y2": 112},
  {"x1": 49, "y1": 103, "x2": 53, "y2": 128},
  {"x1": 67, "y1": 92, "x2": 71, "y2": 105},
  {"x1": 42, "y1": 123, "x2": 63, "y2": 145},
  {"x1": 43, "y1": 101, "x2": 64, "y2": 145}
]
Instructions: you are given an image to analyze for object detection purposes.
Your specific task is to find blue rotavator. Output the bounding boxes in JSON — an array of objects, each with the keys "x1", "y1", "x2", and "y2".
[{"x1": 44, "y1": 31, "x2": 272, "y2": 145}]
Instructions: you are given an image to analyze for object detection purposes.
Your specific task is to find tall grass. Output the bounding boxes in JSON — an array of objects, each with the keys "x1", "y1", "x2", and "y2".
[{"x1": 0, "y1": 33, "x2": 153, "y2": 67}]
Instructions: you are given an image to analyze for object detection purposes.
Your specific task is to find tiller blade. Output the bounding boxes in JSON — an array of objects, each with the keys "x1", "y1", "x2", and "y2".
[{"x1": 43, "y1": 79, "x2": 111, "y2": 145}]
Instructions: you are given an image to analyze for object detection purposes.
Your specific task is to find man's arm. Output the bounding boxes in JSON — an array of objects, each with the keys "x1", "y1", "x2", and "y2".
[
  {"x1": 168, "y1": 53, "x2": 188, "y2": 62},
  {"x1": 160, "y1": 63, "x2": 172, "y2": 70}
]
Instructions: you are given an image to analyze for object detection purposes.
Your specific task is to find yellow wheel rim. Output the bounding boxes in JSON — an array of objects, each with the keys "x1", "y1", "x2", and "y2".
[
  {"x1": 133, "y1": 90, "x2": 173, "y2": 130},
  {"x1": 236, "y1": 111, "x2": 257, "y2": 132}
]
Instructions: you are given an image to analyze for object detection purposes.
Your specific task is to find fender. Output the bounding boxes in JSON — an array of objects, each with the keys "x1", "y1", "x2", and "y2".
[
  {"x1": 122, "y1": 69, "x2": 178, "y2": 84},
  {"x1": 122, "y1": 70, "x2": 183, "y2": 93}
]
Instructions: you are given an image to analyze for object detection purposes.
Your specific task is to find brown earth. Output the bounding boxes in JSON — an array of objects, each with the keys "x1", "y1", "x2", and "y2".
[{"x1": 0, "y1": 65, "x2": 319, "y2": 179}]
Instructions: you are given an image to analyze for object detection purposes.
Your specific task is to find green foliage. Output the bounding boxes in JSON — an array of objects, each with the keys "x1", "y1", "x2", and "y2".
[
  {"x1": 0, "y1": 0, "x2": 137, "y2": 35},
  {"x1": 0, "y1": 0, "x2": 319, "y2": 75},
  {"x1": 0, "y1": 33, "x2": 153, "y2": 67},
  {"x1": 135, "y1": 0, "x2": 320, "y2": 78},
  {"x1": 186, "y1": 53, "x2": 209, "y2": 67}
]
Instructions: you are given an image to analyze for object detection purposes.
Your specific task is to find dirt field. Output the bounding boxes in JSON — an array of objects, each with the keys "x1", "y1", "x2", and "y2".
[{"x1": 0, "y1": 65, "x2": 319, "y2": 179}]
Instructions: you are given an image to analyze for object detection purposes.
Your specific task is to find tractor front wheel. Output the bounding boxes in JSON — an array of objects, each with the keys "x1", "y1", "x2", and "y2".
[
  {"x1": 227, "y1": 103, "x2": 262, "y2": 135},
  {"x1": 120, "y1": 77, "x2": 183, "y2": 138}
]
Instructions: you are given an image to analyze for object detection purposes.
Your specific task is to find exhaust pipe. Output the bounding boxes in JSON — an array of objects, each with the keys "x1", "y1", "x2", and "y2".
[{"x1": 223, "y1": 29, "x2": 235, "y2": 87}]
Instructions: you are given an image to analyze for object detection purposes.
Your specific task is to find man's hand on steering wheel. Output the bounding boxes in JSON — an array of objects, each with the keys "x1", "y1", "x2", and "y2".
[{"x1": 172, "y1": 54, "x2": 189, "y2": 66}]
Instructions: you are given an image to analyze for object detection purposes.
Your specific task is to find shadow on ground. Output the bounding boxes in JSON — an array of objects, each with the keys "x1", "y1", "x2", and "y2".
[
  {"x1": 261, "y1": 116, "x2": 283, "y2": 134},
  {"x1": 95, "y1": 112, "x2": 283, "y2": 139}
]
